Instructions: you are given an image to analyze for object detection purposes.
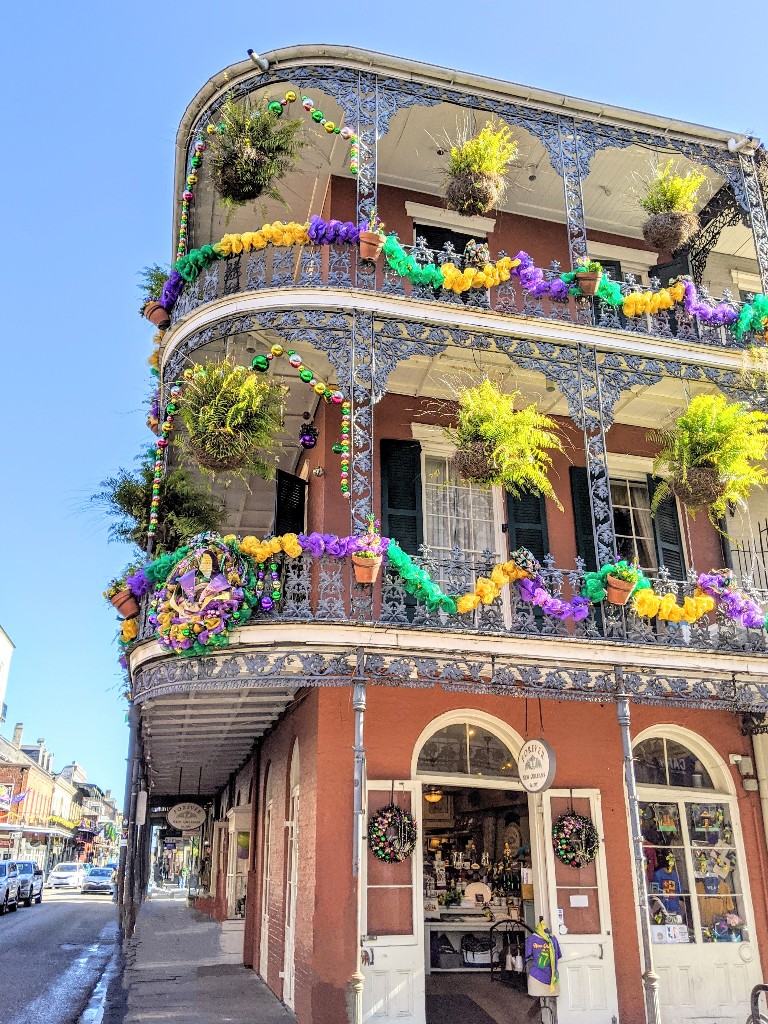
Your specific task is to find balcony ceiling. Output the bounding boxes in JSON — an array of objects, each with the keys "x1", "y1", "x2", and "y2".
[
  {"x1": 139, "y1": 686, "x2": 297, "y2": 796},
  {"x1": 191, "y1": 88, "x2": 754, "y2": 262}
]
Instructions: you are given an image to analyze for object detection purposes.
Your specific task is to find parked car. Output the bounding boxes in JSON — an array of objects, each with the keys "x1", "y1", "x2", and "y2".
[
  {"x1": 46, "y1": 862, "x2": 86, "y2": 890},
  {"x1": 16, "y1": 861, "x2": 43, "y2": 906},
  {"x1": 0, "y1": 862, "x2": 20, "y2": 913},
  {"x1": 82, "y1": 867, "x2": 114, "y2": 895}
]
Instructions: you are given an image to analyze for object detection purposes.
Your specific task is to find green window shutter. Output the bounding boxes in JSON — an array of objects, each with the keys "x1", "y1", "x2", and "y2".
[
  {"x1": 381, "y1": 440, "x2": 423, "y2": 555},
  {"x1": 648, "y1": 475, "x2": 686, "y2": 580},
  {"x1": 569, "y1": 466, "x2": 597, "y2": 572},
  {"x1": 274, "y1": 470, "x2": 307, "y2": 536},
  {"x1": 506, "y1": 492, "x2": 549, "y2": 563}
]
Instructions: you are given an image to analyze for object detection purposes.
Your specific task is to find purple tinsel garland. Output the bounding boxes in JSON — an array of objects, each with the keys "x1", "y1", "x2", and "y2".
[
  {"x1": 516, "y1": 575, "x2": 591, "y2": 622},
  {"x1": 298, "y1": 531, "x2": 389, "y2": 559},
  {"x1": 126, "y1": 567, "x2": 153, "y2": 599},
  {"x1": 307, "y1": 215, "x2": 359, "y2": 245},
  {"x1": 681, "y1": 280, "x2": 738, "y2": 327},
  {"x1": 160, "y1": 270, "x2": 185, "y2": 311},
  {"x1": 696, "y1": 572, "x2": 766, "y2": 629},
  {"x1": 512, "y1": 252, "x2": 570, "y2": 301}
]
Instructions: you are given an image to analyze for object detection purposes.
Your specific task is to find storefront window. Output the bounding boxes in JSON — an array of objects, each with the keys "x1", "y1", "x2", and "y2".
[
  {"x1": 417, "y1": 723, "x2": 518, "y2": 780},
  {"x1": 637, "y1": 737, "x2": 746, "y2": 947}
]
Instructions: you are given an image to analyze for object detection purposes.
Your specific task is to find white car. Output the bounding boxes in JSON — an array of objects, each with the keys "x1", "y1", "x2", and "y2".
[{"x1": 46, "y1": 862, "x2": 87, "y2": 890}]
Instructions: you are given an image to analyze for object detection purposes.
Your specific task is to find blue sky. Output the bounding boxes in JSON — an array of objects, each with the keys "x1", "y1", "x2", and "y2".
[{"x1": 3, "y1": 2, "x2": 766, "y2": 803}]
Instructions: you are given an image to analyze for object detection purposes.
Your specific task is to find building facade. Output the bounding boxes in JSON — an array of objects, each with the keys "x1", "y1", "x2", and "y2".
[{"x1": 119, "y1": 46, "x2": 768, "y2": 1024}]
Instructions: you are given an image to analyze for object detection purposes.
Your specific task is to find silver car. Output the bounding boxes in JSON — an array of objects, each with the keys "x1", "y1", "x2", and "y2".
[
  {"x1": 0, "y1": 862, "x2": 20, "y2": 914},
  {"x1": 82, "y1": 867, "x2": 114, "y2": 895},
  {"x1": 16, "y1": 861, "x2": 43, "y2": 906},
  {"x1": 46, "y1": 862, "x2": 86, "y2": 890}
]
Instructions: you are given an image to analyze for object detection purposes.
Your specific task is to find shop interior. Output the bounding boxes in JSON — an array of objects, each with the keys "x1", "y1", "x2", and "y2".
[{"x1": 422, "y1": 784, "x2": 542, "y2": 1024}]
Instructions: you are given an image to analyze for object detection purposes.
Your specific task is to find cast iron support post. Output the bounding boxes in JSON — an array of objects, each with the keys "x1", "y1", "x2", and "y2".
[
  {"x1": 122, "y1": 713, "x2": 142, "y2": 938},
  {"x1": 616, "y1": 689, "x2": 661, "y2": 1024},
  {"x1": 576, "y1": 344, "x2": 618, "y2": 569},
  {"x1": 355, "y1": 71, "x2": 378, "y2": 290},
  {"x1": 739, "y1": 152, "x2": 768, "y2": 295},
  {"x1": 118, "y1": 701, "x2": 138, "y2": 933},
  {"x1": 351, "y1": 654, "x2": 367, "y2": 1024}
]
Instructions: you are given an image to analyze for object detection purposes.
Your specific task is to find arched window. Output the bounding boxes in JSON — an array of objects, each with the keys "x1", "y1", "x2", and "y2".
[
  {"x1": 633, "y1": 731, "x2": 747, "y2": 947},
  {"x1": 417, "y1": 722, "x2": 519, "y2": 780}
]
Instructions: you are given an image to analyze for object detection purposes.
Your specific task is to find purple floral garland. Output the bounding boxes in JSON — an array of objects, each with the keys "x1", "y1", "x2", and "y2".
[
  {"x1": 297, "y1": 531, "x2": 389, "y2": 558},
  {"x1": 696, "y1": 572, "x2": 767, "y2": 629},
  {"x1": 681, "y1": 281, "x2": 738, "y2": 327},
  {"x1": 307, "y1": 215, "x2": 359, "y2": 244},
  {"x1": 512, "y1": 252, "x2": 570, "y2": 300},
  {"x1": 516, "y1": 575, "x2": 591, "y2": 622}
]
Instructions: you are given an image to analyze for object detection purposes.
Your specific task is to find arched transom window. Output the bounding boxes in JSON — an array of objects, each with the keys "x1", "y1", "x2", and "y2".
[{"x1": 417, "y1": 723, "x2": 519, "y2": 780}]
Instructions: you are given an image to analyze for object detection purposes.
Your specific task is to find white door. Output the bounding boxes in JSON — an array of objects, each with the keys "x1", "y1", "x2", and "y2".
[
  {"x1": 259, "y1": 801, "x2": 272, "y2": 979},
  {"x1": 283, "y1": 786, "x2": 299, "y2": 1009},
  {"x1": 362, "y1": 781, "x2": 424, "y2": 1023},
  {"x1": 541, "y1": 790, "x2": 619, "y2": 1024}
]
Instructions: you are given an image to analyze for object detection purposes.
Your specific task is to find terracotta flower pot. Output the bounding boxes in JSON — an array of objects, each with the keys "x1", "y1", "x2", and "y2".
[
  {"x1": 351, "y1": 554, "x2": 383, "y2": 584},
  {"x1": 605, "y1": 574, "x2": 635, "y2": 606},
  {"x1": 358, "y1": 232, "x2": 386, "y2": 262},
  {"x1": 111, "y1": 588, "x2": 140, "y2": 619},
  {"x1": 575, "y1": 271, "x2": 601, "y2": 296},
  {"x1": 143, "y1": 301, "x2": 171, "y2": 329}
]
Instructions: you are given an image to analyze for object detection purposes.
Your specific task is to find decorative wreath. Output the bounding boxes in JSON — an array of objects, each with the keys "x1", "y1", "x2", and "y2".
[
  {"x1": 150, "y1": 533, "x2": 257, "y2": 656},
  {"x1": 367, "y1": 804, "x2": 418, "y2": 863},
  {"x1": 552, "y1": 812, "x2": 600, "y2": 868}
]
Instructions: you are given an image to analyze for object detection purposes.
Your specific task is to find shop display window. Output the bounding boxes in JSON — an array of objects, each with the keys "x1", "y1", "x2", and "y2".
[
  {"x1": 635, "y1": 737, "x2": 714, "y2": 790},
  {"x1": 416, "y1": 723, "x2": 519, "y2": 780}
]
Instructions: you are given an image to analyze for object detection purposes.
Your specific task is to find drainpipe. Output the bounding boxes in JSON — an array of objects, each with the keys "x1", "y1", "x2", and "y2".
[
  {"x1": 119, "y1": 702, "x2": 141, "y2": 936},
  {"x1": 616, "y1": 690, "x2": 661, "y2": 1024},
  {"x1": 751, "y1": 732, "x2": 768, "y2": 855},
  {"x1": 351, "y1": 653, "x2": 367, "y2": 1024}
]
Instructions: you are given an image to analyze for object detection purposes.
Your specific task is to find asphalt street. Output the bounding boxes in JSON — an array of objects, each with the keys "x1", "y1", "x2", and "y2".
[{"x1": 0, "y1": 889, "x2": 119, "y2": 1024}]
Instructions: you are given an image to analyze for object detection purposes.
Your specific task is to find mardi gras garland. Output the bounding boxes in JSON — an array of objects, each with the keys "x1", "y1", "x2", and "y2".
[
  {"x1": 367, "y1": 804, "x2": 418, "y2": 863},
  {"x1": 552, "y1": 812, "x2": 600, "y2": 868},
  {"x1": 582, "y1": 561, "x2": 652, "y2": 603}
]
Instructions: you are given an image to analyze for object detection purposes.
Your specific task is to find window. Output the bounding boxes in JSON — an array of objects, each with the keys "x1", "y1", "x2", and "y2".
[
  {"x1": 413, "y1": 223, "x2": 486, "y2": 262},
  {"x1": 423, "y1": 455, "x2": 497, "y2": 571},
  {"x1": 610, "y1": 478, "x2": 659, "y2": 572},
  {"x1": 635, "y1": 736, "x2": 747, "y2": 946},
  {"x1": 417, "y1": 723, "x2": 518, "y2": 780}
]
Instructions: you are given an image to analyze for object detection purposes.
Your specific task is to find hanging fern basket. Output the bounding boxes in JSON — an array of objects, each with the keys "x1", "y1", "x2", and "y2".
[
  {"x1": 641, "y1": 211, "x2": 699, "y2": 252},
  {"x1": 445, "y1": 171, "x2": 502, "y2": 217},
  {"x1": 214, "y1": 143, "x2": 270, "y2": 204},
  {"x1": 451, "y1": 439, "x2": 498, "y2": 485},
  {"x1": 189, "y1": 438, "x2": 253, "y2": 472},
  {"x1": 669, "y1": 465, "x2": 727, "y2": 512}
]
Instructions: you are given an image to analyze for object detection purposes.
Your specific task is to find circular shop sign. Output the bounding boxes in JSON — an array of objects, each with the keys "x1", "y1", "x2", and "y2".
[
  {"x1": 167, "y1": 802, "x2": 206, "y2": 831},
  {"x1": 517, "y1": 739, "x2": 557, "y2": 793}
]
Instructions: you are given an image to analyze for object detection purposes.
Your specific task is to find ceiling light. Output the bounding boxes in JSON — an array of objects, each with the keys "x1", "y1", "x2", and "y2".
[{"x1": 424, "y1": 787, "x2": 443, "y2": 804}]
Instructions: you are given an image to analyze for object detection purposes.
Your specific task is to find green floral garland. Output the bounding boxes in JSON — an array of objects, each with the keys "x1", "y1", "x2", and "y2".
[{"x1": 367, "y1": 804, "x2": 418, "y2": 863}]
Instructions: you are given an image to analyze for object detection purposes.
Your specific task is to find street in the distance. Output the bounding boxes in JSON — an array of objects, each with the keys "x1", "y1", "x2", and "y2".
[{"x1": 0, "y1": 890, "x2": 118, "y2": 1024}]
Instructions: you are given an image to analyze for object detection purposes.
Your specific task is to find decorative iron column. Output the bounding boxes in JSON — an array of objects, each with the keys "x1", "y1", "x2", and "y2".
[
  {"x1": 739, "y1": 152, "x2": 768, "y2": 294},
  {"x1": 616, "y1": 687, "x2": 661, "y2": 1024},
  {"x1": 557, "y1": 115, "x2": 589, "y2": 269},
  {"x1": 576, "y1": 345, "x2": 618, "y2": 568},
  {"x1": 355, "y1": 71, "x2": 379, "y2": 289}
]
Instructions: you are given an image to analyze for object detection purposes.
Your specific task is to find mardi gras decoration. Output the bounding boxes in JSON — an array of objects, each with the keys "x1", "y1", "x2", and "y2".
[
  {"x1": 552, "y1": 812, "x2": 600, "y2": 868},
  {"x1": 367, "y1": 804, "x2": 418, "y2": 863}
]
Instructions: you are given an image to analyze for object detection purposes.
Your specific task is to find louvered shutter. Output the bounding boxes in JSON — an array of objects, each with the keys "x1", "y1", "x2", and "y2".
[
  {"x1": 380, "y1": 440, "x2": 423, "y2": 555},
  {"x1": 648, "y1": 475, "x2": 686, "y2": 580},
  {"x1": 274, "y1": 470, "x2": 307, "y2": 536},
  {"x1": 569, "y1": 466, "x2": 598, "y2": 572},
  {"x1": 506, "y1": 492, "x2": 549, "y2": 563}
]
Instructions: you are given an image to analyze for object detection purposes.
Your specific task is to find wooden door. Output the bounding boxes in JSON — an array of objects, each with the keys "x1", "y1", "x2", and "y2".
[
  {"x1": 283, "y1": 787, "x2": 299, "y2": 1009},
  {"x1": 259, "y1": 801, "x2": 272, "y2": 980}
]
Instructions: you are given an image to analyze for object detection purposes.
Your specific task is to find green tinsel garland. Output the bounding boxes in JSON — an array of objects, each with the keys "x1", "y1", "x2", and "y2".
[
  {"x1": 143, "y1": 546, "x2": 190, "y2": 587},
  {"x1": 734, "y1": 294, "x2": 768, "y2": 340},
  {"x1": 382, "y1": 235, "x2": 446, "y2": 288},
  {"x1": 561, "y1": 271, "x2": 624, "y2": 306},
  {"x1": 386, "y1": 540, "x2": 457, "y2": 614},
  {"x1": 581, "y1": 561, "x2": 652, "y2": 603}
]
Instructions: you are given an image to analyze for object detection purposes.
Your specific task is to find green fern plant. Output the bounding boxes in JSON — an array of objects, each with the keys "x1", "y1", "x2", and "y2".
[
  {"x1": 649, "y1": 393, "x2": 768, "y2": 524},
  {"x1": 208, "y1": 94, "x2": 305, "y2": 209},
  {"x1": 443, "y1": 120, "x2": 517, "y2": 217},
  {"x1": 447, "y1": 379, "x2": 565, "y2": 509},
  {"x1": 178, "y1": 359, "x2": 285, "y2": 479},
  {"x1": 637, "y1": 159, "x2": 706, "y2": 215},
  {"x1": 91, "y1": 454, "x2": 224, "y2": 554}
]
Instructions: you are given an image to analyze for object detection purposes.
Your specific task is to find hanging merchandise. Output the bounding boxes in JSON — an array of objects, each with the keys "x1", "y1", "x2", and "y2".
[
  {"x1": 299, "y1": 422, "x2": 318, "y2": 450},
  {"x1": 367, "y1": 804, "x2": 418, "y2": 863},
  {"x1": 253, "y1": 560, "x2": 282, "y2": 612},
  {"x1": 148, "y1": 385, "x2": 182, "y2": 542},
  {"x1": 551, "y1": 812, "x2": 600, "y2": 868},
  {"x1": 333, "y1": 400, "x2": 352, "y2": 498}
]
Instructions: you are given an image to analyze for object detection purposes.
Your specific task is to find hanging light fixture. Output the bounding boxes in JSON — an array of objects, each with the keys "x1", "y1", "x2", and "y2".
[{"x1": 424, "y1": 786, "x2": 443, "y2": 804}]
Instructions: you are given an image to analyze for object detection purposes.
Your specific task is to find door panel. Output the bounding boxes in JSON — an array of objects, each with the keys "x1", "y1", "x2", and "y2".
[
  {"x1": 259, "y1": 802, "x2": 272, "y2": 979},
  {"x1": 542, "y1": 790, "x2": 619, "y2": 1024},
  {"x1": 362, "y1": 782, "x2": 423, "y2": 1024},
  {"x1": 283, "y1": 788, "x2": 299, "y2": 1009}
]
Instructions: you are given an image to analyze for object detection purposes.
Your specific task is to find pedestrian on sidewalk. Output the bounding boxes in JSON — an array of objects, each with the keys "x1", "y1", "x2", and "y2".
[{"x1": 177, "y1": 865, "x2": 188, "y2": 889}]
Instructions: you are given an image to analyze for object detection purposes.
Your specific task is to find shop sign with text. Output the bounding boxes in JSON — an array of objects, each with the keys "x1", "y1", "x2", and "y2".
[{"x1": 517, "y1": 739, "x2": 556, "y2": 792}]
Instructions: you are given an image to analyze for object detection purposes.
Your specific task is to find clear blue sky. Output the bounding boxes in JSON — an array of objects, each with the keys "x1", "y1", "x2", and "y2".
[{"x1": 3, "y1": 2, "x2": 766, "y2": 804}]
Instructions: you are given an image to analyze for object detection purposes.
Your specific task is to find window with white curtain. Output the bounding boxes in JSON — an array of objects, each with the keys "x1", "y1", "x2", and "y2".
[
  {"x1": 423, "y1": 455, "x2": 497, "y2": 573},
  {"x1": 610, "y1": 477, "x2": 658, "y2": 572}
]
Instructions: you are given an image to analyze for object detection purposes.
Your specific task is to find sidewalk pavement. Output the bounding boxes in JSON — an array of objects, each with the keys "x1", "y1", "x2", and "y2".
[{"x1": 103, "y1": 888, "x2": 295, "y2": 1023}]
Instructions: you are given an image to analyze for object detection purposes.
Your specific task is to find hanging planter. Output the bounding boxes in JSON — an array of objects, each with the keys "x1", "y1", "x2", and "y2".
[
  {"x1": 207, "y1": 95, "x2": 304, "y2": 208},
  {"x1": 141, "y1": 301, "x2": 171, "y2": 330},
  {"x1": 604, "y1": 574, "x2": 636, "y2": 606},
  {"x1": 351, "y1": 516, "x2": 386, "y2": 584},
  {"x1": 447, "y1": 380, "x2": 564, "y2": 509},
  {"x1": 351, "y1": 553, "x2": 383, "y2": 584},
  {"x1": 443, "y1": 121, "x2": 517, "y2": 217},
  {"x1": 636, "y1": 160, "x2": 706, "y2": 253},
  {"x1": 358, "y1": 211, "x2": 386, "y2": 262},
  {"x1": 649, "y1": 393, "x2": 768, "y2": 528},
  {"x1": 573, "y1": 260, "x2": 603, "y2": 297},
  {"x1": 110, "y1": 588, "x2": 140, "y2": 619},
  {"x1": 177, "y1": 359, "x2": 285, "y2": 479}
]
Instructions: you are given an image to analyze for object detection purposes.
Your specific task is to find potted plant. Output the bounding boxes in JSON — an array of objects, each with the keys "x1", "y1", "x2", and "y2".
[
  {"x1": 90, "y1": 453, "x2": 225, "y2": 554},
  {"x1": 351, "y1": 515, "x2": 387, "y2": 584},
  {"x1": 177, "y1": 359, "x2": 285, "y2": 477},
  {"x1": 447, "y1": 379, "x2": 565, "y2": 509},
  {"x1": 443, "y1": 121, "x2": 517, "y2": 217},
  {"x1": 604, "y1": 562, "x2": 641, "y2": 606},
  {"x1": 649, "y1": 393, "x2": 768, "y2": 526},
  {"x1": 637, "y1": 160, "x2": 707, "y2": 253},
  {"x1": 574, "y1": 259, "x2": 603, "y2": 297},
  {"x1": 104, "y1": 569, "x2": 141, "y2": 619},
  {"x1": 358, "y1": 210, "x2": 386, "y2": 262},
  {"x1": 207, "y1": 94, "x2": 304, "y2": 208},
  {"x1": 139, "y1": 264, "x2": 171, "y2": 329}
]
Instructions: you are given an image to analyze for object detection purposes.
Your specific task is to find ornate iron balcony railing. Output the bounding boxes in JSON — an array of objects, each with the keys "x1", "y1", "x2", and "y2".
[
  {"x1": 137, "y1": 548, "x2": 768, "y2": 657},
  {"x1": 168, "y1": 240, "x2": 758, "y2": 351}
]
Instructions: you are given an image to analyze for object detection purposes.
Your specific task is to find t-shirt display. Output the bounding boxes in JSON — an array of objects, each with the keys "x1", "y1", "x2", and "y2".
[{"x1": 652, "y1": 867, "x2": 682, "y2": 913}]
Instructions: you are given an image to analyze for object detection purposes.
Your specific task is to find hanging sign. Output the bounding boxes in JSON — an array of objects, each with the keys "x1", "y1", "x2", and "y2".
[
  {"x1": 517, "y1": 739, "x2": 557, "y2": 793},
  {"x1": 167, "y1": 802, "x2": 206, "y2": 831}
]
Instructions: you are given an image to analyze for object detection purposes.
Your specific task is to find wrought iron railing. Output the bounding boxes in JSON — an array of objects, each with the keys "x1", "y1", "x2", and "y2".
[
  {"x1": 137, "y1": 549, "x2": 768, "y2": 656},
  {"x1": 169, "y1": 240, "x2": 758, "y2": 350}
]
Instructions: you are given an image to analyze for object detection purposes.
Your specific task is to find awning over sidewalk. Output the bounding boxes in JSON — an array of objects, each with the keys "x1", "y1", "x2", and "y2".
[{"x1": 138, "y1": 685, "x2": 297, "y2": 796}]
